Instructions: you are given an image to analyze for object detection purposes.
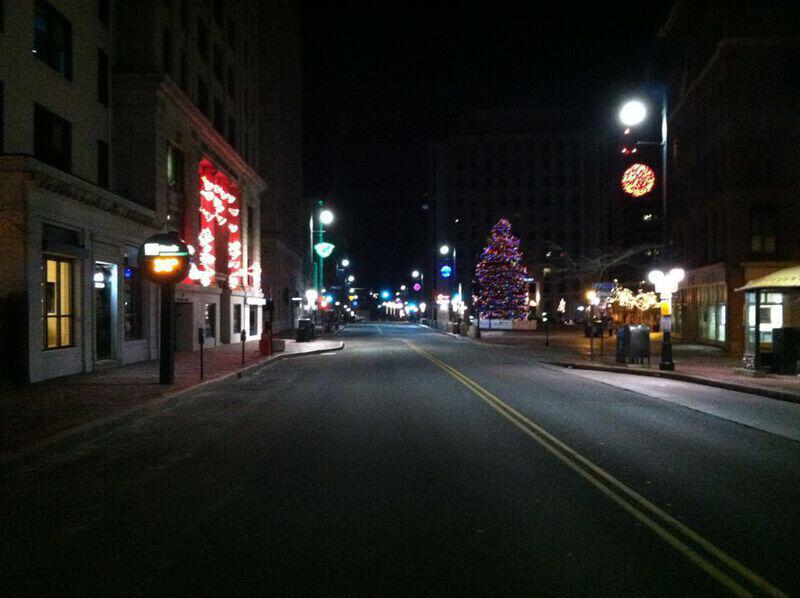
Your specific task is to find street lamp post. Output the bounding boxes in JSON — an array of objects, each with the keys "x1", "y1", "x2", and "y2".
[
  {"x1": 309, "y1": 202, "x2": 334, "y2": 322},
  {"x1": 440, "y1": 244, "x2": 457, "y2": 322},
  {"x1": 620, "y1": 87, "x2": 676, "y2": 371}
]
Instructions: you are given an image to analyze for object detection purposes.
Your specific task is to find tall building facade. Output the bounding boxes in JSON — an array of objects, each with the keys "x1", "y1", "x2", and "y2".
[
  {"x1": 257, "y1": 0, "x2": 306, "y2": 331},
  {"x1": 661, "y1": 0, "x2": 800, "y2": 355},
  {"x1": 430, "y1": 109, "x2": 613, "y2": 320},
  {"x1": 0, "y1": 0, "x2": 302, "y2": 383}
]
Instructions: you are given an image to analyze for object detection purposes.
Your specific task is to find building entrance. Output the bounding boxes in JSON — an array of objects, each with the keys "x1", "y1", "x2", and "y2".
[{"x1": 94, "y1": 263, "x2": 114, "y2": 361}]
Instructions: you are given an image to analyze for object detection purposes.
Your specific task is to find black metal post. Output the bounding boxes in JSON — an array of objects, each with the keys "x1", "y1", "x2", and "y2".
[
  {"x1": 159, "y1": 284, "x2": 176, "y2": 384},
  {"x1": 658, "y1": 84, "x2": 675, "y2": 371},
  {"x1": 240, "y1": 329, "x2": 246, "y2": 364},
  {"x1": 545, "y1": 317, "x2": 550, "y2": 346}
]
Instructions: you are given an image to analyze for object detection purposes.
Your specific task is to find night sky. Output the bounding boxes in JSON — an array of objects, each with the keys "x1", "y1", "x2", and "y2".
[{"x1": 301, "y1": 1, "x2": 675, "y2": 291}]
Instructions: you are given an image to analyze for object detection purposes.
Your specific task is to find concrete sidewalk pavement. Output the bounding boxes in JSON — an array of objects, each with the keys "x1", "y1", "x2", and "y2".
[
  {"x1": 474, "y1": 327, "x2": 800, "y2": 402},
  {"x1": 0, "y1": 336, "x2": 343, "y2": 458}
]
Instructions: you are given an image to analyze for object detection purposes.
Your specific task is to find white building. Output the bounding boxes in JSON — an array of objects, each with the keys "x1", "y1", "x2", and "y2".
[{"x1": 0, "y1": 0, "x2": 269, "y2": 383}]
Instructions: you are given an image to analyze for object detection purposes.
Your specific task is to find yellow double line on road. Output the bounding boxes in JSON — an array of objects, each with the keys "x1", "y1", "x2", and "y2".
[{"x1": 405, "y1": 340, "x2": 785, "y2": 597}]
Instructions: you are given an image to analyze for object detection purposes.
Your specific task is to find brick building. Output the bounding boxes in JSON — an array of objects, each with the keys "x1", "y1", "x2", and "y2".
[{"x1": 660, "y1": 0, "x2": 800, "y2": 355}]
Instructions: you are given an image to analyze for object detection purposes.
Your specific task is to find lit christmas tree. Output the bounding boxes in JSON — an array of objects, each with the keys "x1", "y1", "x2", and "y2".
[{"x1": 474, "y1": 219, "x2": 529, "y2": 320}]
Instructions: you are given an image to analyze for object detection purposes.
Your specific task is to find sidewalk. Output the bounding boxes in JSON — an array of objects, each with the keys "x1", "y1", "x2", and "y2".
[
  {"x1": 475, "y1": 327, "x2": 800, "y2": 402},
  {"x1": 0, "y1": 336, "x2": 343, "y2": 457}
]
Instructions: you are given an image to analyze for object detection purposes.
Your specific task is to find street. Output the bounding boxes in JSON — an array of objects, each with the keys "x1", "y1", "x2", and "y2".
[{"x1": 2, "y1": 323, "x2": 800, "y2": 595}]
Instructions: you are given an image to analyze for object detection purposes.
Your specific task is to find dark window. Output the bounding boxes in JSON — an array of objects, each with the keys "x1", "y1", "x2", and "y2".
[
  {"x1": 226, "y1": 65, "x2": 235, "y2": 98},
  {"x1": 166, "y1": 142, "x2": 184, "y2": 190},
  {"x1": 249, "y1": 305, "x2": 258, "y2": 336},
  {"x1": 213, "y1": 100, "x2": 224, "y2": 132},
  {"x1": 97, "y1": 48, "x2": 109, "y2": 105},
  {"x1": 179, "y1": 50, "x2": 187, "y2": 90},
  {"x1": 123, "y1": 253, "x2": 143, "y2": 340},
  {"x1": 34, "y1": 104, "x2": 71, "y2": 172},
  {"x1": 97, "y1": 0, "x2": 109, "y2": 25},
  {"x1": 226, "y1": 18, "x2": 235, "y2": 47},
  {"x1": 97, "y1": 140, "x2": 109, "y2": 188},
  {"x1": 162, "y1": 28, "x2": 172, "y2": 74},
  {"x1": 751, "y1": 208, "x2": 777, "y2": 255},
  {"x1": 246, "y1": 205, "x2": 254, "y2": 266},
  {"x1": 197, "y1": 19, "x2": 208, "y2": 59},
  {"x1": 204, "y1": 303, "x2": 216, "y2": 338},
  {"x1": 197, "y1": 78, "x2": 208, "y2": 114},
  {"x1": 34, "y1": 0, "x2": 73, "y2": 80},
  {"x1": 213, "y1": 44, "x2": 222, "y2": 80},
  {"x1": 43, "y1": 256, "x2": 74, "y2": 349},
  {"x1": 227, "y1": 116, "x2": 236, "y2": 147},
  {"x1": 233, "y1": 304, "x2": 242, "y2": 335}
]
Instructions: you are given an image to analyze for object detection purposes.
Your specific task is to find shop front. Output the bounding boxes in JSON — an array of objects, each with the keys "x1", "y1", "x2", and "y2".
[{"x1": 737, "y1": 265, "x2": 800, "y2": 374}]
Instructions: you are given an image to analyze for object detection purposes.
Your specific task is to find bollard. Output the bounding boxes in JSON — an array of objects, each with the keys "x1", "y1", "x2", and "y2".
[
  {"x1": 240, "y1": 329, "x2": 246, "y2": 364},
  {"x1": 259, "y1": 323, "x2": 273, "y2": 356}
]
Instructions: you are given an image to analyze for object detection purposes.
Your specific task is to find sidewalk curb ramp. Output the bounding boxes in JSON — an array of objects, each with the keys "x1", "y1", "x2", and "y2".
[
  {"x1": 0, "y1": 342, "x2": 344, "y2": 473},
  {"x1": 547, "y1": 360, "x2": 800, "y2": 405}
]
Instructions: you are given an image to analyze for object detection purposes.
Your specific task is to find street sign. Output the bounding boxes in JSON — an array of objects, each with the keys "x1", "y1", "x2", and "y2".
[{"x1": 139, "y1": 232, "x2": 191, "y2": 285}]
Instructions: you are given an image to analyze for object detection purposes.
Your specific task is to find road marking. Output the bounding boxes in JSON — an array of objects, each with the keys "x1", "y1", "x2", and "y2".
[{"x1": 404, "y1": 340, "x2": 786, "y2": 598}]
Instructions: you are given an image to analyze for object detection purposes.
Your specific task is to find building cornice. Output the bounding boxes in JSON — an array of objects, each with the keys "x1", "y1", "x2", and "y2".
[
  {"x1": 157, "y1": 79, "x2": 267, "y2": 193},
  {"x1": 114, "y1": 73, "x2": 266, "y2": 193},
  {"x1": 0, "y1": 155, "x2": 160, "y2": 229}
]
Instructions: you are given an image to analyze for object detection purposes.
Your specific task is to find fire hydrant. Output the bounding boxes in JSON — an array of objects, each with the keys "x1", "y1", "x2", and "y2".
[{"x1": 259, "y1": 327, "x2": 273, "y2": 356}]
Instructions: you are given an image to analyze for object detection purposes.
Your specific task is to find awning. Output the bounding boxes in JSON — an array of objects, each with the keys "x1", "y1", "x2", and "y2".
[{"x1": 736, "y1": 265, "x2": 800, "y2": 292}]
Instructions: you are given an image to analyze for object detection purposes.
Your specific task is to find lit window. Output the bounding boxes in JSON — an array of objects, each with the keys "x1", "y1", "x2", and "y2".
[{"x1": 43, "y1": 256, "x2": 73, "y2": 349}]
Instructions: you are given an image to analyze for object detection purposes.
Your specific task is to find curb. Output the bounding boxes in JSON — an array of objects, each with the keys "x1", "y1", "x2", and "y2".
[
  {"x1": 0, "y1": 341, "x2": 344, "y2": 473},
  {"x1": 546, "y1": 360, "x2": 800, "y2": 405},
  {"x1": 419, "y1": 323, "x2": 473, "y2": 342}
]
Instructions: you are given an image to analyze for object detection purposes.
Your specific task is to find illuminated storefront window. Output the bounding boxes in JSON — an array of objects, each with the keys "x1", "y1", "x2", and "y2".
[{"x1": 43, "y1": 256, "x2": 73, "y2": 349}]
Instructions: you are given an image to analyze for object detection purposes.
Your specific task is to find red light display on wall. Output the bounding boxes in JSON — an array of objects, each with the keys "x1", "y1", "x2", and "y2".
[
  {"x1": 621, "y1": 163, "x2": 656, "y2": 197},
  {"x1": 189, "y1": 160, "x2": 241, "y2": 287}
]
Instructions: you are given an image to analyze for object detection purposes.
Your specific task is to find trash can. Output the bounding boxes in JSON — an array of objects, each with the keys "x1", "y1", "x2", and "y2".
[
  {"x1": 772, "y1": 327, "x2": 800, "y2": 374},
  {"x1": 296, "y1": 318, "x2": 314, "y2": 342},
  {"x1": 628, "y1": 325, "x2": 651, "y2": 365}
]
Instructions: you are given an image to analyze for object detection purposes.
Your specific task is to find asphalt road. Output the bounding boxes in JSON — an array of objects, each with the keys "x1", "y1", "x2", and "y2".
[{"x1": 2, "y1": 323, "x2": 800, "y2": 596}]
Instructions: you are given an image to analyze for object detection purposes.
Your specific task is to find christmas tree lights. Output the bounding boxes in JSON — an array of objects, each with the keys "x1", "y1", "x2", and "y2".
[{"x1": 474, "y1": 219, "x2": 529, "y2": 320}]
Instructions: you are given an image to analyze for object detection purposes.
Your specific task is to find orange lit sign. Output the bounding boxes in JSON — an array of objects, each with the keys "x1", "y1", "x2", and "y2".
[
  {"x1": 153, "y1": 257, "x2": 180, "y2": 273},
  {"x1": 140, "y1": 232, "x2": 192, "y2": 284}
]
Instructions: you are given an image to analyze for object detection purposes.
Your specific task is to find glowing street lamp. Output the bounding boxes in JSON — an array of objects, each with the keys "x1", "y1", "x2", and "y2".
[
  {"x1": 619, "y1": 100, "x2": 647, "y2": 127},
  {"x1": 411, "y1": 270, "x2": 420, "y2": 279},
  {"x1": 439, "y1": 244, "x2": 450, "y2": 255},
  {"x1": 347, "y1": 274, "x2": 355, "y2": 283},
  {"x1": 648, "y1": 268, "x2": 685, "y2": 371},
  {"x1": 319, "y1": 209, "x2": 334, "y2": 225},
  {"x1": 341, "y1": 258, "x2": 350, "y2": 268}
]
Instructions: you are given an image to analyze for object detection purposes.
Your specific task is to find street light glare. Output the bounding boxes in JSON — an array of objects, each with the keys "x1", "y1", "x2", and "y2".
[
  {"x1": 341, "y1": 258, "x2": 350, "y2": 267},
  {"x1": 320, "y1": 209, "x2": 334, "y2": 225},
  {"x1": 619, "y1": 100, "x2": 647, "y2": 126},
  {"x1": 411, "y1": 270, "x2": 420, "y2": 278},
  {"x1": 439, "y1": 244, "x2": 450, "y2": 255}
]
